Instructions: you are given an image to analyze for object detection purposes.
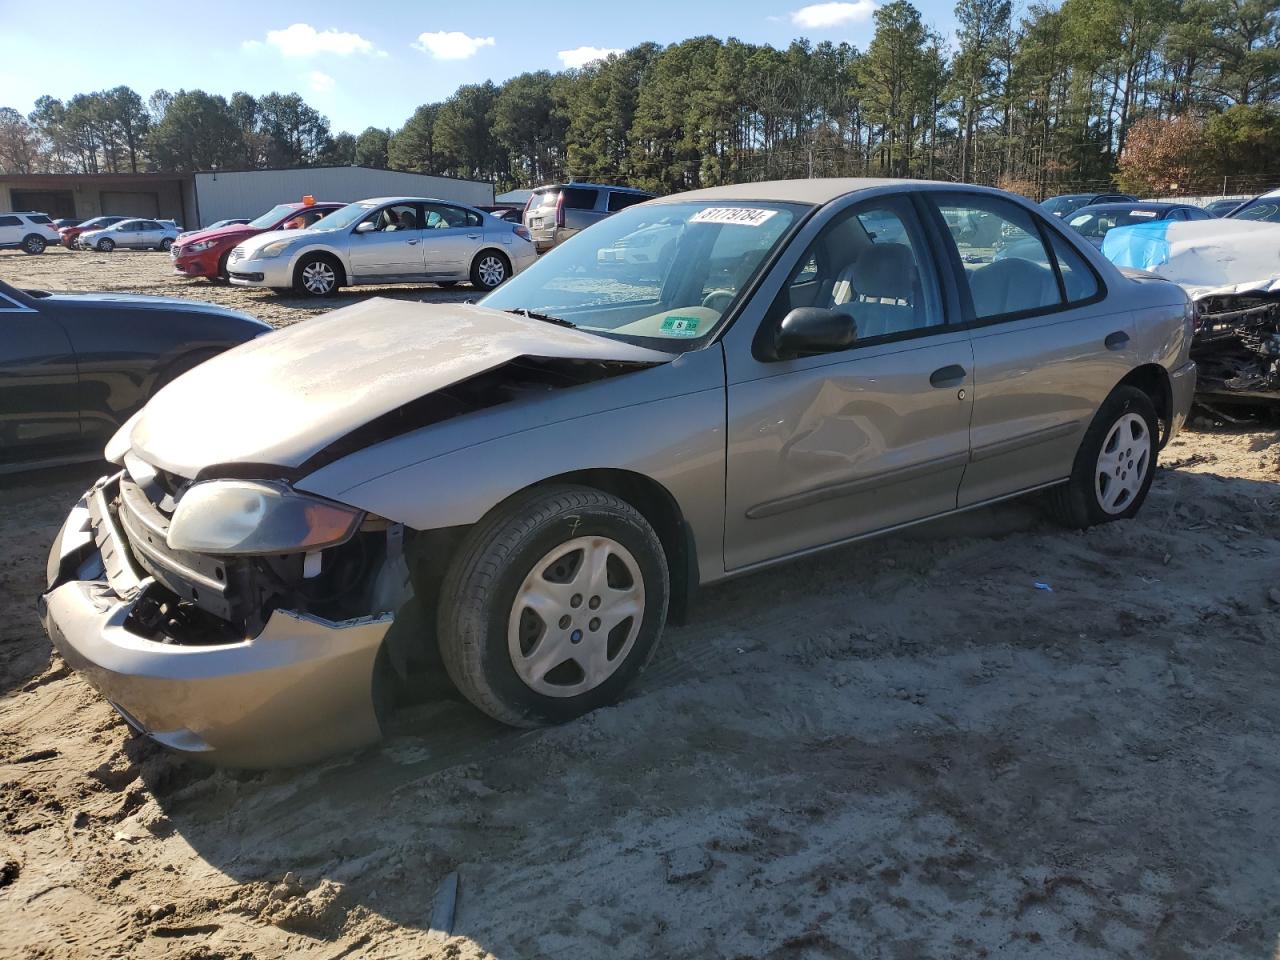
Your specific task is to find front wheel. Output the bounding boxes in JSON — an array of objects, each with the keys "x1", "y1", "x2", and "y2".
[
  {"x1": 1048, "y1": 385, "x2": 1158, "y2": 528},
  {"x1": 96, "y1": 238, "x2": 114, "y2": 252},
  {"x1": 21, "y1": 234, "x2": 46, "y2": 255},
  {"x1": 294, "y1": 255, "x2": 340, "y2": 297},
  {"x1": 470, "y1": 251, "x2": 510, "y2": 291},
  {"x1": 437, "y1": 485, "x2": 670, "y2": 727}
]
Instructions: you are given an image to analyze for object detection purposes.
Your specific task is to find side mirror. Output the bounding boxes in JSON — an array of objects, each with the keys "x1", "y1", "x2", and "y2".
[
  {"x1": 773, "y1": 307, "x2": 856, "y2": 359},
  {"x1": 354, "y1": 221, "x2": 376, "y2": 234}
]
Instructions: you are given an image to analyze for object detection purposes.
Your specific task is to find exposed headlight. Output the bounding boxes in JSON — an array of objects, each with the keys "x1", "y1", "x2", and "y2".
[
  {"x1": 167, "y1": 481, "x2": 362, "y2": 555},
  {"x1": 188, "y1": 239, "x2": 217, "y2": 253},
  {"x1": 258, "y1": 239, "x2": 295, "y2": 258}
]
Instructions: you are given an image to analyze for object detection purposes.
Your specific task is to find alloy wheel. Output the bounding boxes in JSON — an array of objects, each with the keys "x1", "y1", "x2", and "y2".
[
  {"x1": 478, "y1": 255, "x2": 506, "y2": 288},
  {"x1": 301, "y1": 260, "x2": 336, "y2": 295},
  {"x1": 507, "y1": 536, "x2": 645, "y2": 697}
]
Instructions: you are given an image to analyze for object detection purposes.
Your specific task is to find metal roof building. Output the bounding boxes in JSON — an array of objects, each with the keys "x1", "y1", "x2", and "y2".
[{"x1": 0, "y1": 166, "x2": 494, "y2": 229}]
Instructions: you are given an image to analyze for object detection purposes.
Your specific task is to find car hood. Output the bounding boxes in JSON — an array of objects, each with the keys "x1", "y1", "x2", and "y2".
[
  {"x1": 128, "y1": 298, "x2": 672, "y2": 478},
  {"x1": 179, "y1": 224, "x2": 262, "y2": 246}
]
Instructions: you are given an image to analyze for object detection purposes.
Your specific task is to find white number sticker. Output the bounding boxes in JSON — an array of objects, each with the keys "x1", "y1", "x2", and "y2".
[{"x1": 690, "y1": 207, "x2": 778, "y2": 227}]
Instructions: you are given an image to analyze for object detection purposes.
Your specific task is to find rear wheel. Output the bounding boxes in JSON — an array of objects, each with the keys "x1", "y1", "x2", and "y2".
[
  {"x1": 470, "y1": 251, "x2": 510, "y2": 291},
  {"x1": 437, "y1": 485, "x2": 669, "y2": 727},
  {"x1": 96, "y1": 238, "x2": 114, "y2": 252},
  {"x1": 1048, "y1": 385, "x2": 1158, "y2": 528},
  {"x1": 160, "y1": 237, "x2": 173, "y2": 252},
  {"x1": 21, "y1": 234, "x2": 46, "y2": 254},
  {"x1": 293, "y1": 255, "x2": 340, "y2": 297}
]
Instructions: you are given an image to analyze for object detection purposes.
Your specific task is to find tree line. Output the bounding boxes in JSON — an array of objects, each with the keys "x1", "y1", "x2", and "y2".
[{"x1": 2, "y1": 0, "x2": 1278, "y2": 198}]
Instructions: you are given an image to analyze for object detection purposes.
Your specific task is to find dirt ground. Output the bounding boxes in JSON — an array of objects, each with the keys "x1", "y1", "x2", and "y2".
[{"x1": 2, "y1": 248, "x2": 1279, "y2": 959}]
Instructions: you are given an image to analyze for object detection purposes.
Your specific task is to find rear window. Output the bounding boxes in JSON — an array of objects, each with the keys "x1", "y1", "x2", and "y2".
[
  {"x1": 531, "y1": 187, "x2": 600, "y2": 211},
  {"x1": 607, "y1": 192, "x2": 648, "y2": 213},
  {"x1": 27, "y1": 215, "x2": 52, "y2": 224}
]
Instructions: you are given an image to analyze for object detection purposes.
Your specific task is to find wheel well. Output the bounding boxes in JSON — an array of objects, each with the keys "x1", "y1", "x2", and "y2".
[
  {"x1": 537, "y1": 469, "x2": 698, "y2": 624},
  {"x1": 296, "y1": 251, "x2": 347, "y2": 287},
  {"x1": 1117, "y1": 363, "x2": 1173, "y2": 446}
]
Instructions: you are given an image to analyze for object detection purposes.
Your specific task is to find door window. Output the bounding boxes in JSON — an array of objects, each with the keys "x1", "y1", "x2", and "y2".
[
  {"x1": 423, "y1": 204, "x2": 472, "y2": 229},
  {"x1": 764, "y1": 197, "x2": 943, "y2": 347},
  {"x1": 0, "y1": 216, "x2": 21, "y2": 227},
  {"x1": 935, "y1": 196, "x2": 1061, "y2": 320},
  {"x1": 361, "y1": 204, "x2": 421, "y2": 232}
]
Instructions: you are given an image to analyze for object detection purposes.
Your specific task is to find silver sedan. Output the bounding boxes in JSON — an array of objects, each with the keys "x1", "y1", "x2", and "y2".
[
  {"x1": 78, "y1": 218, "x2": 180, "y2": 252},
  {"x1": 41, "y1": 178, "x2": 1195, "y2": 766}
]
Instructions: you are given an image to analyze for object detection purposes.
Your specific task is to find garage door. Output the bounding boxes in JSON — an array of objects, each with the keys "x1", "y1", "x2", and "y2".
[
  {"x1": 10, "y1": 190, "x2": 75, "y2": 219},
  {"x1": 101, "y1": 191, "x2": 159, "y2": 217}
]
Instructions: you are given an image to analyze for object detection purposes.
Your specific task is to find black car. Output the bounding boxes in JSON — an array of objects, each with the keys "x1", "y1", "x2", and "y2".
[
  {"x1": 1063, "y1": 201, "x2": 1213, "y2": 247},
  {"x1": 0, "y1": 279, "x2": 270, "y2": 473},
  {"x1": 1041, "y1": 192, "x2": 1138, "y2": 219},
  {"x1": 1203, "y1": 197, "x2": 1247, "y2": 217}
]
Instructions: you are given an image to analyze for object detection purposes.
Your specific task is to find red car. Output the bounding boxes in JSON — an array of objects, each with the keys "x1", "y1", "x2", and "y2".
[
  {"x1": 171, "y1": 199, "x2": 345, "y2": 280},
  {"x1": 60, "y1": 216, "x2": 127, "y2": 249}
]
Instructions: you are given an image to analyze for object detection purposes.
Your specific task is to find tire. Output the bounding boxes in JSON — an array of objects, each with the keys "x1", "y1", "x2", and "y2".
[
  {"x1": 213, "y1": 250, "x2": 232, "y2": 282},
  {"x1": 160, "y1": 237, "x2": 173, "y2": 252},
  {"x1": 96, "y1": 238, "x2": 114, "y2": 252},
  {"x1": 437, "y1": 484, "x2": 670, "y2": 727},
  {"x1": 1047, "y1": 385, "x2": 1158, "y2": 528},
  {"x1": 293, "y1": 254, "x2": 340, "y2": 297},
  {"x1": 470, "y1": 250, "x2": 510, "y2": 291},
  {"x1": 21, "y1": 234, "x2": 46, "y2": 255}
]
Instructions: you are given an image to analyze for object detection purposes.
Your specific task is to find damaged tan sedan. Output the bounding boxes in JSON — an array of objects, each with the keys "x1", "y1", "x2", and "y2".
[{"x1": 40, "y1": 179, "x2": 1197, "y2": 766}]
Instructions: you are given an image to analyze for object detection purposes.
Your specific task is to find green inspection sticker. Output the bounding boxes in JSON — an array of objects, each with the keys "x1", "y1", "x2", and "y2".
[{"x1": 661, "y1": 315, "x2": 702, "y2": 337}]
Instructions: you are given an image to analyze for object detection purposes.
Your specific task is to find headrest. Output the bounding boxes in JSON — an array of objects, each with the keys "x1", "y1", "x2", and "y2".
[{"x1": 850, "y1": 243, "x2": 916, "y2": 301}]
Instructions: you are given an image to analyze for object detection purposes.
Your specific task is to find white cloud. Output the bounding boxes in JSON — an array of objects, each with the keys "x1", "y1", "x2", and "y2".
[
  {"x1": 253, "y1": 23, "x2": 375, "y2": 57},
  {"x1": 557, "y1": 45, "x2": 624, "y2": 69},
  {"x1": 413, "y1": 31, "x2": 495, "y2": 60},
  {"x1": 790, "y1": 1, "x2": 877, "y2": 28},
  {"x1": 309, "y1": 71, "x2": 335, "y2": 93}
]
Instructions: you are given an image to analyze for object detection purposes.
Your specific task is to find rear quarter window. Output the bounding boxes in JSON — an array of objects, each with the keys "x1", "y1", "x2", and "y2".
[
  {"x1": 607, "y1": 192, "x2": 648, "y2": 213},
  {"x1": 562, "y1": 188, "x2": 599, "y2": 210},
  {"x1": 28, "y1": 215, "x2": 52, "y2": 224}
]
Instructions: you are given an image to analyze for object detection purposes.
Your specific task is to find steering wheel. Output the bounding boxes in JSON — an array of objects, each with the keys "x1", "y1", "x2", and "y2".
[{"x1": 701, "y1": 289, "x2": 735, "y2": 311}]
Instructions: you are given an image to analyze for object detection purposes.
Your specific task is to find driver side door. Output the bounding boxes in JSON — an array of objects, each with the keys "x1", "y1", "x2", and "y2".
[
  {"x1": 0, "y1": 290, "x2": 81, "y2": 467},
  {"x1": 721, "y1": 194, "x2": 974, "y2": 571},
  {"x1": 347, "y1": 202, "x2": 428, "y2": 282}
]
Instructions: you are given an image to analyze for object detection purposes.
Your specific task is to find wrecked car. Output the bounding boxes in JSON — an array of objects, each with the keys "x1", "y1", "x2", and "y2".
[
  {"x1": 40, "y1": 179, "x2": 1195, "y2": 767},
  {"x1": 1102, "y1": 217, "x2": 1280, "y2": 407}
]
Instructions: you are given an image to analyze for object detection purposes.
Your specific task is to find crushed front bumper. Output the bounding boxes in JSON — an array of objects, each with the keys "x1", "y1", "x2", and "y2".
[{"x1": 37, "y1": 478, "x2": 392, "y2": 768}]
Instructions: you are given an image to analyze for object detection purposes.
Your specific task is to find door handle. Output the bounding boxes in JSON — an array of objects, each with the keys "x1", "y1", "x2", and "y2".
[
  {"x1": 929, "y1": 364, "x2": 967, "y2": 387},
  {"x1": 466, "y1": 234, "x2": 481, "y2": 240},
  {"x1": 407, "y1": 239, "x2": 419, "y2": 245},
  {"x1": 1105, "y1": 331, "x2": 1130, "y2": 350}
]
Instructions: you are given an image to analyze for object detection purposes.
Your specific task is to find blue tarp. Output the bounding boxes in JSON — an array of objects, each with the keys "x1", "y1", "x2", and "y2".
[{"x1": 1101, "y1": 220, "x2": 1173, "y2": 270}]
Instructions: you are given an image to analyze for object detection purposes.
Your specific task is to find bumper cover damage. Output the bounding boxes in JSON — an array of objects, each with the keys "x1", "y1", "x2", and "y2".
[{"x1": 38, "y1": 477, "x2": 392, "y2": 768}]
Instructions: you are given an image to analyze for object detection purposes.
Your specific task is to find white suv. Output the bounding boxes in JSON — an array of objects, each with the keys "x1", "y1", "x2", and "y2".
[{"x1": 0, "y1": 212, "x2": 60, "y2": 254}]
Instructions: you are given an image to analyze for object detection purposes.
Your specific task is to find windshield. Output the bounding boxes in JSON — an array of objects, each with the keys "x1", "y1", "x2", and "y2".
[
  {"x1": 247, "y1": 204, "x2": 300, "y2": 229},
  {"x1": 1230, "y1": 195, "x2": 1280, "y2": 224},
  {"x1": 1068, "y1": 208, "x2": 1161, "y2": 238},
  {"x1": 481, "y1": 201, "x2": 805, "y2": 350},
  {"x1": 1042, "y1": 195, "x2": 1091, "y2": 218},
  {"x1": 305, "y1": 200, "x2": 380, "y2": 232}
]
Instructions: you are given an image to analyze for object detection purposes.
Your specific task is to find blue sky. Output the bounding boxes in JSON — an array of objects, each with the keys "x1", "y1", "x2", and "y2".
[{"x1": 0, "y1": 1, "x2": 960, "y2": 134}]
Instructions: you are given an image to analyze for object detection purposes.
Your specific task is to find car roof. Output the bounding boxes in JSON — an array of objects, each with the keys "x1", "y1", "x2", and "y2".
[
  {"x1": 1073, "y1": 202, "x2": 1185, "y2": 213},
  {"x1": 531, "y1": 182, "x2": 653, "y2": 195},
  {"x1": 657, "y1": 177, "x2": 1021, "y2": 206},
  {"x1": 353, "y1": 196, "x2": 482, "y2": 207}
]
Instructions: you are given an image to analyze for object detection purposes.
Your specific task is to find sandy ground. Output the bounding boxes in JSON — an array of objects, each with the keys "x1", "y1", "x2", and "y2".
[{"x1": 2, "y1": 249, "x2": 1279, "y2": 959}]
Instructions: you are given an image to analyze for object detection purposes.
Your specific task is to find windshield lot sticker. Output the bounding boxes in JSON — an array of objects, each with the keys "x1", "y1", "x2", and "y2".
[
  {"x1": 661, "y1": 315, "x2": 702, "y2": 337},
  {"x1": 690, "y1": 208, "x2": 778, "y2": 227}
]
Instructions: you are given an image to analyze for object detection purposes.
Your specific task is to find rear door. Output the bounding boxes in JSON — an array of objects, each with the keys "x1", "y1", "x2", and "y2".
[
  {"x1": 0, "y1": 289, "x2": 80, "y2": 465},
  {"x1": 721, "y1": 193, "x2": 975, "y2": 571},
  {"x1": 115, "y1": 220, "x2": 144, "y2": 248},
  {"x1": 346, "y1": 202, "x2": 427, "y2": 281},
  {"x1": 419, "y1": 204, "x2": 484, "y2": 277},
  {"x1": 0, "y1": 215, "x2": 20, "y2": 247},
  {"x1": 923, "y1": 191, "x2": 1134, "y2": 507}
]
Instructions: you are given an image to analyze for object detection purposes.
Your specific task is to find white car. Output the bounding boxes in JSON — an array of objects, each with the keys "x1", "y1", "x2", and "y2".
[
  {"x1": 0, "y1": 212, "x2": 60, "y2": 254},
  {"x1": 79, "y1": 219, "x2": 180, "y2": 252},
  {"x1": 228, "y1": 196, "x2": 537, "y2": 296}
]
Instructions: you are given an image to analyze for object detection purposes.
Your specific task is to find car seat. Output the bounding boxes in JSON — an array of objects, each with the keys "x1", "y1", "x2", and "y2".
[
  {"x1": 968, "y1": 258, "x2": 1057, "y2": 317},
  {"x1": 830, "y1": 243, "x2": 920, "y2": 338}
]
